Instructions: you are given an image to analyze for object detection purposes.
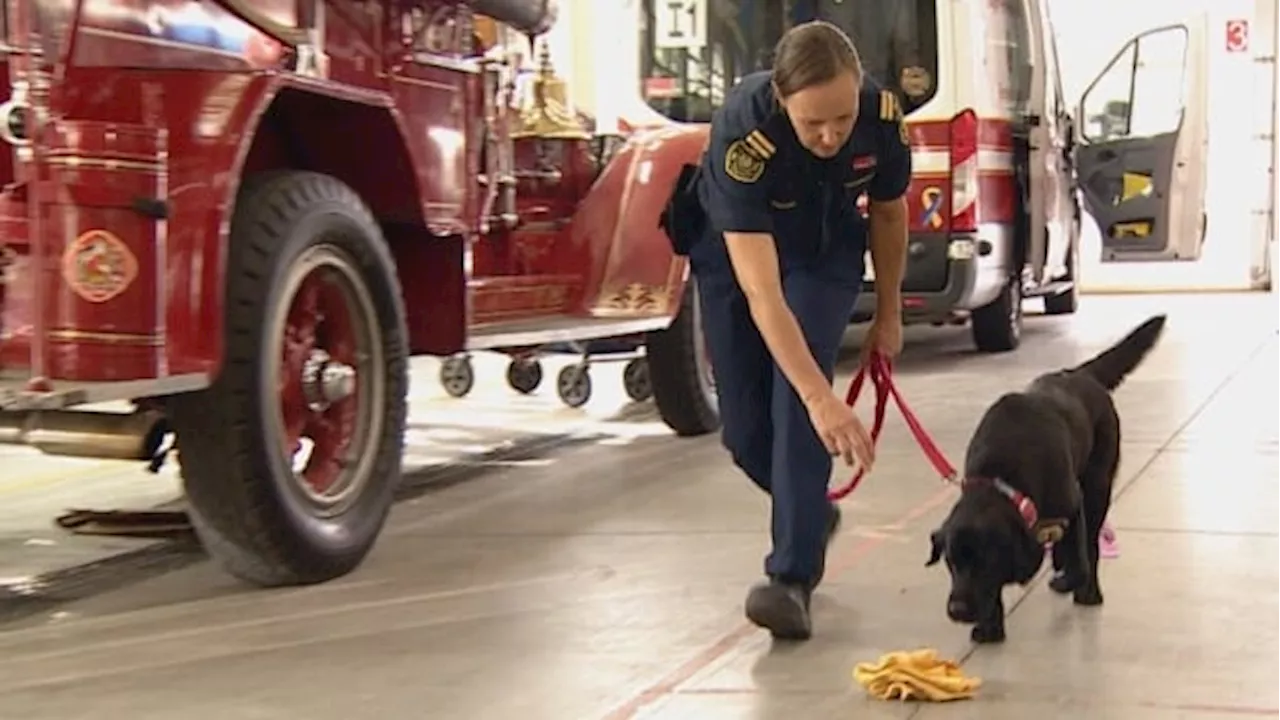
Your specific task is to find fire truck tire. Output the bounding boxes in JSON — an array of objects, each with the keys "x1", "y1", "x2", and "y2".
[
  {"x1": 970, "y1": 278, "x2": 1023, "y2": 353},
  {"x1": 645, "y1": 278, "x2": 721, "y2": 437},
  {"x1": 169, "y1": 170, "x2": 408, "y2": 588}
]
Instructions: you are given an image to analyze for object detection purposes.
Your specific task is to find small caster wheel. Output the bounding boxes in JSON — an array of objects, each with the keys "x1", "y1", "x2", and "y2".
[
  {"x1": 556, "y1": 363, "x2": 592, "y2": 408},
  {"x1": 622, "y1": 357, "x2": 652, "y2": 402},
  {"x1": 439, "y1": 355, "x2": 474, "y2": 398},
  {"x1": 506, "y1": 358, "x2": 543, "y2": 395}
]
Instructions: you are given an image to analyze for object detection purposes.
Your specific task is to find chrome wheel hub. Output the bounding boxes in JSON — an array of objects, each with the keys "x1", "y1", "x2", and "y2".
[{"x1": 302, "y1": 349, "x2": 358, "y2": 410}]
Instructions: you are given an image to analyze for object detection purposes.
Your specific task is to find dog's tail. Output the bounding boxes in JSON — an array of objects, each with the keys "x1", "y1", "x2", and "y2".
[{"x1": 1073, "y1": 314, "x2": 1167, "y2": 391}]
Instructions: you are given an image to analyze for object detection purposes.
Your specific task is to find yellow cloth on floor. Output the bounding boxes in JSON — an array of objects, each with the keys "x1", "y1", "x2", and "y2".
[{"x1": 853, "y1": 649, "x2": 981, "y2": 702}]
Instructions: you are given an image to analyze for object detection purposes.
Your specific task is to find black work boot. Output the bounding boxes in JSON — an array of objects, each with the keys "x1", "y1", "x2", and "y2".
[
  {"x1": 745, "y1": 578, "x2": 813, "y2": 640},
  {"x1": 812, "y1": 502, "x2": 843, "y2": 589}
]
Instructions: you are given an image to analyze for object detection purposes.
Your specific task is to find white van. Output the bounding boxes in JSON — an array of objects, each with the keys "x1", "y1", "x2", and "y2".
[{"x1": 636, "y1": 0, "x2": 1209, "y2": 352}]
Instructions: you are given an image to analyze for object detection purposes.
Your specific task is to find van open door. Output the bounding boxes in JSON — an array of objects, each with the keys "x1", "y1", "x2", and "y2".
[{"x1": 1075, "y1": 19, "x2": 1209, "y2": 263}]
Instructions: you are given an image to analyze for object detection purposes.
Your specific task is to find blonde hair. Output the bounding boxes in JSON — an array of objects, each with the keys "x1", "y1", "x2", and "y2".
[{"x1": 771, "y1": 21, "x2": 863, "y2": 99}]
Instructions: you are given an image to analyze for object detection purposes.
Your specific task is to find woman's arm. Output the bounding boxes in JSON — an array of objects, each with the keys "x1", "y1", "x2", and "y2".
[
  {"x1": 723, "y1": 231, "x2": 834, "y2": 408},
  {"x1": 700, "y1": 117, "x2": 836, "y2": 409},
  {"x1": 699, "y1": 108, "x2": 858, "y2": 447}
]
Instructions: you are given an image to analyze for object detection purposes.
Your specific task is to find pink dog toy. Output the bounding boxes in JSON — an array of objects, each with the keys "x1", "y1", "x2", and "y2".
[{"x1": 1099, "y1": 521, "x2": 1120, "y2": 559}]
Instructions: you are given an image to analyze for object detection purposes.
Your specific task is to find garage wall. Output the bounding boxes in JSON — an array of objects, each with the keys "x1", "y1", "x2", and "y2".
[
  {"x1": 1259, "y1": 0, "x2": 1280, "y2": 292},
  {"x1": 541, "y1": 0, "x2": 673, "y2": 132}
]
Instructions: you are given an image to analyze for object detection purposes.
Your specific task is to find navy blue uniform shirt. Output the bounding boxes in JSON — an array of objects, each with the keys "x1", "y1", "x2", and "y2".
[{"x1": 697, "y1": 71, "x2": 911, "y2": 274}]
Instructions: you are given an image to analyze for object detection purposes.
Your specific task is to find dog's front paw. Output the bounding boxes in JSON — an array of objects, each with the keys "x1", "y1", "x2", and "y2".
[
  {"x1": 970, "y1": 623, "x2": 1006, "y2": 644},
  {"x1": 1048, "y1": 572, "x2": 1077, "y2": 594},
  {"x1": 1072, "y1": 585, "x2": 1104, "y2": 607}
]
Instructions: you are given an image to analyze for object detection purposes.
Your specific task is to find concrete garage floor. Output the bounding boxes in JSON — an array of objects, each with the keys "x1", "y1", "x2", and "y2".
[{"x1": 0, "y1": 293, "x2": 1275, "y2": 720}]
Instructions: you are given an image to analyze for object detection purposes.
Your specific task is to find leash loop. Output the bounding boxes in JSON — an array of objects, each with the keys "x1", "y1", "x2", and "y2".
[{"x1": 827, "y1": 351, "x2": 956, "y2": 501}]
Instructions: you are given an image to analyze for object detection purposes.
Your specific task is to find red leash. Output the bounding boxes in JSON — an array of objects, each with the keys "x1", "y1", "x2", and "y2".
[{"x1": 826, "y1": 353, "x2": 957, "y2": 501}]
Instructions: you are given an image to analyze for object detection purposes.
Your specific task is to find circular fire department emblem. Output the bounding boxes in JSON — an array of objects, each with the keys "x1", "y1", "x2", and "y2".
[
  {"x1": 899, "y1": 66, "x2": 932, "y2": 98},
  {"x1": 61, "y1": 230, "x2": 138, "y2": 303}
]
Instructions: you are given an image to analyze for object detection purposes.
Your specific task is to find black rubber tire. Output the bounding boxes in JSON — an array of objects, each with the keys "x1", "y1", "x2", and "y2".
[
  {"x1": 440, "y1": 356, "x2": 475, "y2": 398},
  {"x1": 1043, "y1": 284, "x2": 1078, "y2": 315},
  {"x1": 168, "y1": 170, "x2": 408, "y2": 587},
  {"x1": 1045, "y1": 210, "x2": 1081, "y2": 316},
  {"x1": 1044, "y1": 261, "x2": 1079, "y2": 315},
  {"x1": 556, "y1": 364, "x2": 592, "y2": 408},
  {"x1": 646, "y1": 278, "x2": 720, "y2": 436},
  {"x1": 971, "y1": 278, "x2": 1023, "y2": 353},
  {"x1": 506, "y1": 358, "x2": 542, "y2": 394},
  {"x1": 622, "y1": 357, "x2": 653, "y2": 402}
]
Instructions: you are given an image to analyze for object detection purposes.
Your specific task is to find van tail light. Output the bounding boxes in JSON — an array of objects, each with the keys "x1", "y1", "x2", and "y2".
[{"x1": 949, "y1": 108, "x2": 979, "y2": 233}]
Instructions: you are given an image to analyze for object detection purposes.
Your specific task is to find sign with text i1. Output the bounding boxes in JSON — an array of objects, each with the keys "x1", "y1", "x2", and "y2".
[{"x1": 655, "y1": 0, "x2": 707, "y2": 49}]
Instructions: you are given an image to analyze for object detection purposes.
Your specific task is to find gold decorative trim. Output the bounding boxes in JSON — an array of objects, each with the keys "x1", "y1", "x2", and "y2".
[
  {"x1": 46, "y1": 329, "x2": 162, "y2": 345},
  {"x1": 597, "y1": 282, "x2": 670, "y2": 315}
]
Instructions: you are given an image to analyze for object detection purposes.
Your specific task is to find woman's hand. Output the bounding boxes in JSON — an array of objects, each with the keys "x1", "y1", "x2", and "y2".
[{"x1": 804, "y1": 390, "x2": 875, "y2": 469}]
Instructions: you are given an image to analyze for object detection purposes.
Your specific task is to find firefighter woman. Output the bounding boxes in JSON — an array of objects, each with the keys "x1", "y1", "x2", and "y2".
[{"x1": 688, "y1": 21, "x2": 911, "y2": 640}]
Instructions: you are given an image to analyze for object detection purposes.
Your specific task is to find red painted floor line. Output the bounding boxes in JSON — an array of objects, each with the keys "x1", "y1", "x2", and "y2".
[{"x1": 600, "y1": 484, "x2": 957, "y2": 720}]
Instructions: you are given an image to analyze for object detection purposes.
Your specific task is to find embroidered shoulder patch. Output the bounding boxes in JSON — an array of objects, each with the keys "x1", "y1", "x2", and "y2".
[
  {"x1": 878, "y1": 89, "x2": 910, "y2": 146},
  {"x1": 878, "y1": 89, "x2": 902, "y2": 122},
  {"x1": 724, "y1": 139, "x2": 767, "y2": 183}
]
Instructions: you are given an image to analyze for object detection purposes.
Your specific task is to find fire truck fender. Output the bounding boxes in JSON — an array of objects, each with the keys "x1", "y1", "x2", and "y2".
[
  {"x1": 574, "y1": 124, "x2": 721, "y2": 436},
  {"x1": 572, "y1": 123, "x2": 707, "y2": 326},
  {"x1": 198, "y1": 77, "x2": 441, "y2": 378}
]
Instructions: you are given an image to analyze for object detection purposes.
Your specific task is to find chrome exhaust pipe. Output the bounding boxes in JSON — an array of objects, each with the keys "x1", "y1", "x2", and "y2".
[{"x1": 0, "y1": 409, "x2": 169, "y2": 460}]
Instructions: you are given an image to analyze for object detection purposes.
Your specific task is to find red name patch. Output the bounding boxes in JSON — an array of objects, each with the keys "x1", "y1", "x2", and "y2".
[{"x1": 852, "y1": 155, "x2": 877, "y2": 170}]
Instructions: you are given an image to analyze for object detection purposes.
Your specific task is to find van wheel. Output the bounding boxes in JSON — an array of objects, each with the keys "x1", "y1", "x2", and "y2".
[
  {"x1": 1044, "y1": 283, "x2": 1078, "y2": 315},
  {"x1": 646, "y1": 278, "x2": 720, "y2": 436},
  {"x1": 1044, "y1": 250, "x2": 1079, "y2": 316},
  {"x1": 972, "y1": 278, "x2": 1023, "y2": 352},
  {"x1": 1046, "y1": 210, "x2": 1082, "y2": 315},
  {"x1": 169, "y1": 170, "x2": 408, "y2": 587}
]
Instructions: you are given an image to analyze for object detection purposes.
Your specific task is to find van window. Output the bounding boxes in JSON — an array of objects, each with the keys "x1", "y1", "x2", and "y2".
[
  {"x1": 799, "y1": 0, "x2": 940, "y2": 113},
  {"x1": 1079, "y1": 26, "x2": 1189, "y2": 142},
  {"x1": 637, "y1": 0, "x2": 940, "y2": 122},
  {"x1": 994, "y1": 0, "x2": 1034, "y2": 116}
]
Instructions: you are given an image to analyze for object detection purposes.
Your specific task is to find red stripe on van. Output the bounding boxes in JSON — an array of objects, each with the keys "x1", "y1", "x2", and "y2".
[{"x1": 904, "y1": 117, "x2": 1015, "y2": 151}]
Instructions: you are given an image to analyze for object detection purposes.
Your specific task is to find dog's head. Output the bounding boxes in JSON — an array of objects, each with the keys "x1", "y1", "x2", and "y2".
[{"x1": 925, "y1": 500, "x2": 1045, "y2": 625}]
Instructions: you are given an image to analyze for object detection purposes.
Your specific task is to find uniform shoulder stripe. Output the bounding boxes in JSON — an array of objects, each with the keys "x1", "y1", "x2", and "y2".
[
  {"x1": 878, "y1": 89, "x2": 902, "y2": 122},
  {"x1": 743, "y1": 129, "x2": 776, "y2": 158}
]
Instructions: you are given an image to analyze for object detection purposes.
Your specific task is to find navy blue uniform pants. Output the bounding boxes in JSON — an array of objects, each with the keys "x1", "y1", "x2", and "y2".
[{"x1": 689, "y1": 236, "x2": 861, "y2": 586}]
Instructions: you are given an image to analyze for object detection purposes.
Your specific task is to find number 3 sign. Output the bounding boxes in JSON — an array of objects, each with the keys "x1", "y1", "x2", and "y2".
[{"x1": 1226, "y1": 19, "x2": 1250, "y2": 53}]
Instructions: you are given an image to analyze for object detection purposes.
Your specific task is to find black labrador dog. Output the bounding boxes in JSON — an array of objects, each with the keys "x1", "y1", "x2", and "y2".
[{"x1": 926, "y1": 314, "x2": 1166, "y2": 643}]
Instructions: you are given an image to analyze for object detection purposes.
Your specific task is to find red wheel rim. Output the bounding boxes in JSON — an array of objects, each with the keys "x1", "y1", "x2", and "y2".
[{"x1": 269, "y1": 244, "x2": 384, "y2": 514}]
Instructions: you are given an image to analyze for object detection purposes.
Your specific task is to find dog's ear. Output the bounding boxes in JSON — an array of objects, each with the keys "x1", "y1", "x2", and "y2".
[{"x1": 925, "y1": 529, "x2": 945, "y2": 567}]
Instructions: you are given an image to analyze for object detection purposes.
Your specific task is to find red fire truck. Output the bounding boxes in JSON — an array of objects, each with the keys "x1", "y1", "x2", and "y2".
[{"x1": 0, "y1": 0, "x2": 716, "y2": 586}]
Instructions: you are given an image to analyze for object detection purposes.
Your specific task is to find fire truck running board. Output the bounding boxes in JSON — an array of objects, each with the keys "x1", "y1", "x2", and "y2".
[
  {"x1": 467, "y1": 315, "x2": 673, "y2": 351},
  {"x1": 0, "y1": 373, "x2": 211, "y2": 412}
]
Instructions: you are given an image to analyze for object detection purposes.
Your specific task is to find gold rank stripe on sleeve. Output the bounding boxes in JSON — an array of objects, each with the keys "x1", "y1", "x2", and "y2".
[
  {"x1": 743, "y1": 129, "x2": 776, "y2": 159},
  {"x1": 878, "y1": 89, "x2": 902, "y2": 122}
]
